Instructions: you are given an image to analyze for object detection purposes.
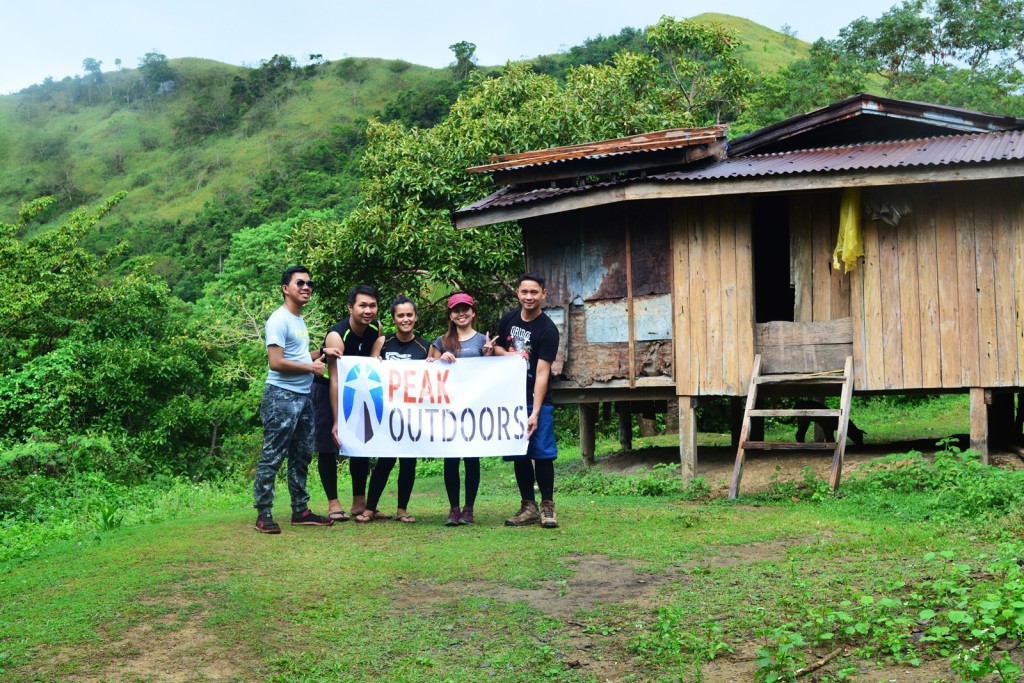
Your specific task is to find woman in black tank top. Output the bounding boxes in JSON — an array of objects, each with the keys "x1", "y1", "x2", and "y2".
[{"x1": 355, "y1": 296, "x2": 427, "y2": 523}]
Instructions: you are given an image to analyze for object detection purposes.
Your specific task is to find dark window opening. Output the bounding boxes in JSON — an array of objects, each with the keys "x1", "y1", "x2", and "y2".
[{"x1": 752, "y1": 195, "x2": 794, "y2": 323}]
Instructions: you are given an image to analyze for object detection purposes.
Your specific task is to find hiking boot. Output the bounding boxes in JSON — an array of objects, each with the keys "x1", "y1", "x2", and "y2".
[
  {"x1": 459, "y1": 506, "x2": 474, "y2": 525},
  {"x1": 290, "y1": 509, "x2": 334, "y2": 526},
  {"x1": 444, "y1": 507, "x2": 461, "y2": 526},
  {"x1": 540, "y1": 500, "x2": 558, "y2": 528},
  {"x1": 254, "y1": 515, "x2": 281, "y2": 534},
  {"x1": 504, "y1": 500, "x2": 540, "y2": 526}
]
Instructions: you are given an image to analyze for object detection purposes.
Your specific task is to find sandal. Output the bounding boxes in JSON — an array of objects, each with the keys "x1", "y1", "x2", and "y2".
[
  {"x1": 371, "y1": 511, "x2": 393, "y2": 520},
  {"x1": 354, "y1": 510, "x2": 376, "y2": 523},
  {"x1": 395, "y1": 513, "x2": 416, "y2": 524},
  {"x1": 328, "y1": 510, "x2": 350, "y2": 522}
]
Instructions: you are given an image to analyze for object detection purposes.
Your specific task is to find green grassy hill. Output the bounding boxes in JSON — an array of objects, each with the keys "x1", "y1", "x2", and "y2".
[
  {"x1": 0, "y1": 16, "x2": 810, "y2": 297},
  {"x1": 693, "y1": 12, "x2": 811, "y2": 70}
]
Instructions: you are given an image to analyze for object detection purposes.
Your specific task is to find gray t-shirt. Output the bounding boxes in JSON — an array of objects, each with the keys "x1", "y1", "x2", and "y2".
[
  {"x1": 265, "y1": 305, "x2": 313, "y2": 394},
  {"x1": 431, "y1": 331, "x2": 486, "y2": 358}
]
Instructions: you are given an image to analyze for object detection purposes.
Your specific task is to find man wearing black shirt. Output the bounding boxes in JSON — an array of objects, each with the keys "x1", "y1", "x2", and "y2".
[
  {"x1": 312, "y1": 284, "x2": 380, "y2": 520},
  {"x1": 495, "y1": 273, "x2": 561, "y2": 528}
]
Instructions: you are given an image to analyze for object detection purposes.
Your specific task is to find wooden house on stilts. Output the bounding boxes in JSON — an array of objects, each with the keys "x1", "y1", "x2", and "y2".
[{"x1": 454, "y1": 94, "x2": 1024, "y2": 495}]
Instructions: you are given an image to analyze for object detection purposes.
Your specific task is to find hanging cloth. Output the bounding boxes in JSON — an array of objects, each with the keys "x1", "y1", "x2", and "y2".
[{"x1": 833, "y1": 187, "x2": 863, "y2": 273}]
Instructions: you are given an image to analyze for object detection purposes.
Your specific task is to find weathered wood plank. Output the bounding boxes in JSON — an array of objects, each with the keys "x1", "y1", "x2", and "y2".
[
  {"x1": 850, "y1": 252, "x2": 868, "y2": 390},
  {"x1": 791, "y1": 195, "x2": 813, "y2": 322},
  {"x1": 825, "y1": 195, "x2": 850, "y2": 319},
  {"x1": 742, "y1": 441, "x2": 835, "y2": 451},
  {"x1": 811, "y1": 193, "x2": 832, "y2": 321},
  {"x1": 754, "y1": 373, "x2": 846, "y2": 385},
  {"x1": 861, "y1": 218, "x2": 885, "y2": 390},
  {"x1": 757, "y1": 344, "x2": 853, "y2": 375},
  {"x1": 719, "y1": 199, "x2": 740, "y2": 394},
  {"x1": 970, "y1": 387, "x2": 989, "y2": 463},
  {"x1": 735, "y1": 200, "x2": 756, "y2": 391},
  {"x1": 679, "y1": 396, "x2": 698, "y2": 480},
  {"x1": 1014, "y1": 186, "x2": 1024, "y2": 386},
  {"x1": 730, "y1": 355, "x2": 762, "y2": 499},
  {"x1": 974, "y1": 188, "x2": 999, "y2": 387},
  {"x1": 897, "y1": 203, "x2": 923, "y2": 388},
  {"x1": 689, "y1": 200, "x2": 709, "y2": 394},
  {"x1": 579, "y1": 404, "x2": 597, "y2": 467},
  {"x1": 749, "y1": 409, "x2": 841, "y2": 417},
  {"x1": 991, "y1": 183, "x2": 1017, "y2": 386},
  {"x1": 935, "y1": 192, "x2": 962, "y2": 387},
  {"x1": 830, "y1": 356, "x2": 855, "y2": 492},
  {"x1": 703, "y1": 198, "x2": 724, "y2": 393},
  {"x1": 915, "y1": 190, "x2": 942, "y2": 388},
  {"x1": 955, "y1": 194, "x2": 981, "y2": 386},
  {"x1": 672, "y1": 200, "x2": 695, "y2": 394},
  {"x1": 755, "y1": 319, "x2": 854, "y2": 346},
  {"x1": 877, "y1": 219, "x2": 904, "y2": 389}
]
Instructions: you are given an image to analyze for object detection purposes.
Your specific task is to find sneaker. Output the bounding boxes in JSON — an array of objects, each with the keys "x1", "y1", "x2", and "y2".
[
  {"x1": 504, "y1": 500, "x2": 540, "y2": 527},
  {"x1": 254, "y1": 515, "x2": 281, "y2": 534},
  {"x1": 290, "y1": 509, "x2": 334, "y2": 526},
  {"x1": 540, "y1": 501, "x2": 558, "y2": 528},
  {"x1": 459, "y1": 506, "x2": 474, "y2": 525},
  {"x1": 444, "y1": 506, "x2": 461, "y2": 527}
]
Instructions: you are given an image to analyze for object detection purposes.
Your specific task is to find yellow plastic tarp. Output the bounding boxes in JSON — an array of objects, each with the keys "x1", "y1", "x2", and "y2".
[{"x1": 833, "y1": 187, "x2": 863, "y2": 273}]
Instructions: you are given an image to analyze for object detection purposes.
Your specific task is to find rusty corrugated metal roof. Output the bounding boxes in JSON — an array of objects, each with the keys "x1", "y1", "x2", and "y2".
[
  {"x1": 656, "y1": 129, "x2": 1024, "y2": 181},
  {"x1": 465, "y1": 126, "x2": 727, "y2": 174},
  {"x1": 727, "y1": 93, "x2": 1024, "y2": 156},
  {"x1": 454, "y1": 129, "x2": 1024, "y2": 219}
]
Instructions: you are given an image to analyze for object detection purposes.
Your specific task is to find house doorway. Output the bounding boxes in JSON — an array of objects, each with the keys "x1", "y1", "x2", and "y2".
[{"x1": 752, "y1": 195, "x2": 794, "y2": 323}]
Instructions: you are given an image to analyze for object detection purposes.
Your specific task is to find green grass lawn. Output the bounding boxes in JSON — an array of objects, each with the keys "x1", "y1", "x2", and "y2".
[{"x1": 3, "y1": 416, "x2": 1024, "y2": 682}]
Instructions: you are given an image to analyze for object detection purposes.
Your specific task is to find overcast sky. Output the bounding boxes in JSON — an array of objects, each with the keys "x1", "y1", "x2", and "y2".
[{"x1": 0, "y1": 0, "x2": 900, "y2": 95}]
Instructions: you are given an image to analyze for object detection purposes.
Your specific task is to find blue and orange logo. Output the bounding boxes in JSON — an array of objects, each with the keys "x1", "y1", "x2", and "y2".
[{"x1": 341, "y1": 362, "x2": 384, "y2": 443}]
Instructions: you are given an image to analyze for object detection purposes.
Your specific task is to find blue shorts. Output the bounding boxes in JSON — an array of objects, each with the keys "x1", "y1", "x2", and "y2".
[{"x1": 504, "y1": 404, "x2": 558, "y2": 461}]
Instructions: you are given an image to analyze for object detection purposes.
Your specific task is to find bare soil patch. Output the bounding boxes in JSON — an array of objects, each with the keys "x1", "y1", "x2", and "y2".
[
  {"x1": 594, "y1": 435, "x2": 1022, "y2": 496},
  {"x1": 65, "y1": 594, "x2": 251, "y2": 683}
]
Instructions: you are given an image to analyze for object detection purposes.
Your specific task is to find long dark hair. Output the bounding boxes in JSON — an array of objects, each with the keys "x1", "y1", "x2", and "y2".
[{"x1": 442, "y1": 303, "x2": 474, "y2": 355}]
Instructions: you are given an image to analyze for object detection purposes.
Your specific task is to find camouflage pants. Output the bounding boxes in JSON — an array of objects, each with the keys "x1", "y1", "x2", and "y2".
[{"x1": 254, "y1": 384, "x2": 315, "y2": 516}]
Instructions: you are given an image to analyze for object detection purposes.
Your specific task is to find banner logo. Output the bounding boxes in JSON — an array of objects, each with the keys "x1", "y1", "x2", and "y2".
[{"x1": 341, "y1": 362, "x2": 384, "y2": 444}]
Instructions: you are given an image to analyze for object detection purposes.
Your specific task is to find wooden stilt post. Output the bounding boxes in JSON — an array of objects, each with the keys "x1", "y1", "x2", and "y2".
[
  {"x1": 580, "y1": 403, "x2": 597, "y2": 467},
  {"x1": 616, "y1": 402, "x2": 633, "y2": 452},
  {"x1": 679, "y1": 396, "x2": 698, "y2": 481},
  {"x1": 970, "y1": 388, "x2": 990, "y2": 465}
]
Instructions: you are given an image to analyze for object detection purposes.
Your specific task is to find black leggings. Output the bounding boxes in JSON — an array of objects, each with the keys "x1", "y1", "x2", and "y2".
[
  {"x1": 444, "y1": 458, "x2": 480, "y2": 508},
  {"x1": 514, "y1": 458, "x2": 554, "y2": 502},
  {"x1": 365, "y1": 457, "x2": 417, "y2": 511},
  {"x1": 317, "y1": 453, "x2": 371, "y2": 500}
]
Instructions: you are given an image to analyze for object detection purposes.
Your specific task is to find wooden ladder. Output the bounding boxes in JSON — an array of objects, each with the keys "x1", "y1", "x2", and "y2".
[{"x1": 728, "y1": 355, "x2": 855, "y2": 499}]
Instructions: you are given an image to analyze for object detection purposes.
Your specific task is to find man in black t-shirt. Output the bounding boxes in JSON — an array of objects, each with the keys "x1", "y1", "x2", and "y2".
[
  {"x1": 495, "y1": 273, "x2": 561, "y2": 528},
  {"x1": 312, "y1": 284, "x2": 380, "y2": 520}
]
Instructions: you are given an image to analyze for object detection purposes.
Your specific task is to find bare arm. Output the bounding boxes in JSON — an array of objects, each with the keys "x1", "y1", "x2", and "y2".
[
  {"x1": 325, "y1": 330, "x2": 343, "y2": 447},
  {"x1": 267, "y1": 345, "x2": 325, "y2": 377},
  {"x1": 527, "y1": 359, "x2": 553, "y2": 438}
]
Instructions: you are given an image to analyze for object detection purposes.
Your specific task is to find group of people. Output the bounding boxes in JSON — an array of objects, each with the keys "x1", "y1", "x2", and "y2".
[{"x1": 252, "y1": 266, "x2": 561, "y2": 534}]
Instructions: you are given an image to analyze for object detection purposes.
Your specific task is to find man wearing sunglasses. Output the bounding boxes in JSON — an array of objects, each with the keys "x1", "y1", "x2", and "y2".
[{"x1": 253, "y1": 266, "x2": 337, "y2": 533}]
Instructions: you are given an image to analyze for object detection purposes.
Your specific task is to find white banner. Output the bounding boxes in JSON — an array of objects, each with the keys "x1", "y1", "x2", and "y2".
[{"x1": 336, "y1": 356, "x2": 528, "y2": 457}]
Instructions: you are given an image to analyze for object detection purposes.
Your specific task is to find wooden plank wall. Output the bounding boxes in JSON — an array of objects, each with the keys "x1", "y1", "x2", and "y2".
[
  {"x1": 790, "y1": 192, "x2": 852, "y2": 323},
  {"x1": 850, "y1": 180, "x2": 1024, "y2": 391},
  {"x1": 672, "y1": 196, "x2": 755, "y2": 396}
]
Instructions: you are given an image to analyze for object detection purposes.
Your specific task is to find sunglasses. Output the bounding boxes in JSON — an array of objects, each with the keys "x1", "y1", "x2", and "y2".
[{"x1": 293, "y1": 279, "x2": 315, "y2": 289}]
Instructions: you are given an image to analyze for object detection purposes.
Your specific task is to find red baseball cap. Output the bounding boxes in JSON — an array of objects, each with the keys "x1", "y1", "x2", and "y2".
[{"x1": 447, "y1": 292, "x2": 475, "y2": 309}]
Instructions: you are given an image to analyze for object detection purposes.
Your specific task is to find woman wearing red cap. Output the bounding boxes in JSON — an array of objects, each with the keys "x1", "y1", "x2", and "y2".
[{"x1": 428, "y1": 292, "x2": 495, "y2": 525}]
